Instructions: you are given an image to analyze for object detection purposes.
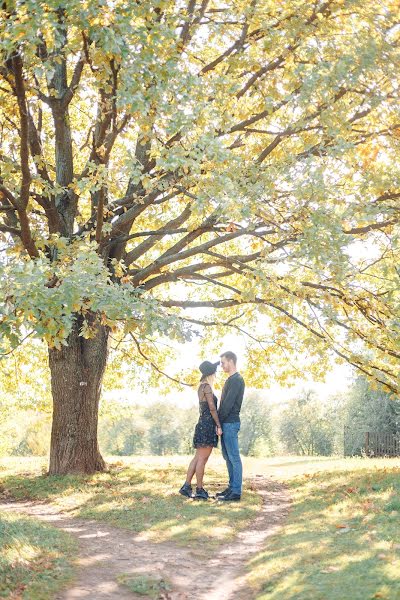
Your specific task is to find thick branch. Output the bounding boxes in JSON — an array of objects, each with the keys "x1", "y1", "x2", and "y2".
[
  {"x1": 12, "y1": 53, "x2": 31, "y2": 209},
  {"x1": 343, "y1": 218, "x2": 399, "y2": 235},
  {"x1": 130, "y1": 227, "x2": 266, "y2": 286},
  {"x1": 0, "y1": 184, "x2": 18, "y2": 209},
  {"x1": 0, "y1": 224, "x2": 21, "y2": 236},
  {"x1": 62, "y1": 51, "x2": 86, "y2": 107},
  {"x1": 124, "y1": 203, "x2": 192, "y2": 266},
  {"x1": 141, "y1": 252, "x2": 261, "y2": 290},
  {"x1": 11, "y1": 52, "x2": 39, "y2": 257}
]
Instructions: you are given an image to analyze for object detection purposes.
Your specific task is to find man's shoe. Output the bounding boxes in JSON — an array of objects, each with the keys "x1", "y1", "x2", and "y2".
[
  {"x1": 218, "y1": 491, "x2": 241, "y2": 501},
  {"x1": 216, "y1": 487, "x2": 231, "y2": 498},
  {"x1": 179, "y1": 482, "x2": 193, "y2": 498},
  {"x1": 194, "y1": 487, "x2": 209, "y2": 500}
]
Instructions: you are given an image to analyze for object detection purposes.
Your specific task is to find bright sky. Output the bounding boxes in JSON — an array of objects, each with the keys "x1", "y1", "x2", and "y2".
[
  {"x1": 107, "y1": 329, "x2": 355, "y2": 409},
  {"x1": 170, "y1": 337, "x2": 353, "y2": 408},
  {"x1": 160, "y1": 230, "x2": 380, "y2": 408}
]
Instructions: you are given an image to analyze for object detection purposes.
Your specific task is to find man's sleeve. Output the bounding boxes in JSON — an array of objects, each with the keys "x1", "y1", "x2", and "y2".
[{"x1": 219, "y1": 378, "x2": 242, "y2": 421}]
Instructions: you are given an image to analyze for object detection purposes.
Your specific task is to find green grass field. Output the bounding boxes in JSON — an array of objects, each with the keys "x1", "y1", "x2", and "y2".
[{"x1": 1, "y1": 455, "x2": 400, "y2": 600}]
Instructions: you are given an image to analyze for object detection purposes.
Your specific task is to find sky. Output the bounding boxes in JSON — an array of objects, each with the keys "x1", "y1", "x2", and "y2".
[
  {"x1": 162, "y1": 361, "x2": 354, "y2": 409},
  {"x1": 105, "y1": 329, "x2": 355, "y2": 409}
]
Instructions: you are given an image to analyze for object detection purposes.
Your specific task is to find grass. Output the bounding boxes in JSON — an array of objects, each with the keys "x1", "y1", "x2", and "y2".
[
  {"x1": 116, "y1": 573, "x2": 172, "y2": 598},
  {"x1": 2, "y1": 455, "x2": 400, "y2": 599},
  {"x1": 244, "y1": 456, "x2": 400, "y2": 600},
  {"x1": 0, "y1": 509, "x2": 76, "y2": 599},
  {"x1": 0, "y1": 454, "x2": 261, "y2": 548}
]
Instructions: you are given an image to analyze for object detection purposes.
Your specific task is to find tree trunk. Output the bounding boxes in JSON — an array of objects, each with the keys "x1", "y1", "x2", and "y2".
[{"x1": 48, "y1": 314, "x2": 110, "y2": 475}]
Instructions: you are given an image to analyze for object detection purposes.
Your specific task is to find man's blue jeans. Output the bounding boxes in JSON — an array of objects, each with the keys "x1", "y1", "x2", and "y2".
[{"x1": 221, "y1": 421, "x2": 242, "y2": 495}]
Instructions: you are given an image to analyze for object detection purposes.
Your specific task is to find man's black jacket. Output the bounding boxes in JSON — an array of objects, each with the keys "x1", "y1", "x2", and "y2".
[{"x1": 218, "y1": 372, "x2": 245, "y2": 423}]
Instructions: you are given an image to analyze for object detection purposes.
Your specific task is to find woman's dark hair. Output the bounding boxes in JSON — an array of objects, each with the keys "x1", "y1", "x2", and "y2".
[
  {"x1": 220, "y1": 351, "x2": 237, "y2": 365},
  {"x1": 200, "y1": 373, "x2": 213, "y2": 383}
]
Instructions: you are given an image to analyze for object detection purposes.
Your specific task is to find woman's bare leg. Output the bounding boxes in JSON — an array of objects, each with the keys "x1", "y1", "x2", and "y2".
[
  {"x1": 185, "y1": 451, "x2": 199, "y2": 484},
  {"x1": 195, "y1": 447, "x2": 213, "y2": 489}
]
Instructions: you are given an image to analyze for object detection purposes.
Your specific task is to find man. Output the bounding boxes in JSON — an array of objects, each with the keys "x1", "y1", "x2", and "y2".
[{"x1": 217, "y1": 351, "x2": 245, "y2": 502}]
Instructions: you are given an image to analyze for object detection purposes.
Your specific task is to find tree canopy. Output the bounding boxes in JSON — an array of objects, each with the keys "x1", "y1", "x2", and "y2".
[{"x1": 0, "y1": 0, "x2": 399, "y2": 392}]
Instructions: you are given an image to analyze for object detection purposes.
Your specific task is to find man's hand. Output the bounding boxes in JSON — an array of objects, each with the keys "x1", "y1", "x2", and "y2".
[{"x1": 216, "y1": 427, "x2": 223, "y2": 436}]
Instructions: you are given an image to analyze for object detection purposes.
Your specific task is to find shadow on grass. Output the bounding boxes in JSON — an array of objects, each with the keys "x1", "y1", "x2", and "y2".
[
  {"x1": 0, "y1": 510, "x2": 76, "y2": 600},
  {"x1": 248, "y1": 467, "x2": 400, "y2": 600}
]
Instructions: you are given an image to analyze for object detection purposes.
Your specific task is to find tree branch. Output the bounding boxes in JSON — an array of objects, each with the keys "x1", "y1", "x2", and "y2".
[
  {"x1": 236, "y1": 1, "x2": 334, "y2": 98},
  {"x1": 200, "y1": 12, "x2": 250, "y2": 75},
  {"x1": 141, "y1": 252, "x2": 261, "y2": 290},
  {"x1": 343, "y1": 218, "x2": 399, "y2": 235},
  {"x1": 62, "y1": 51, "x2": 86, "y2": 107},
  {"x1": 10, "y1": 52, "x2": 39, "y2": 257},
  {"x1": 124, "y1": 203, "x2": 193, "y2": 266},
  {"x1": 130, "y1": 226, "x2": 266, "y2": 286},
  {"x1": 0, "y1": 184, "x2": 19, "y2": 209},
  {"x1": 129, "y1": 332, "x2": 193, "y2": 387},
  {"x1": 0, "y1": 224, "x2": 21, "y2": 236}
]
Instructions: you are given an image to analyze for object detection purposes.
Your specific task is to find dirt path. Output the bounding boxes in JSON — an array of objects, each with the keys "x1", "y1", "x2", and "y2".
[{"x1": 0, "y1": 475, "x2": 290, "y2": 600}]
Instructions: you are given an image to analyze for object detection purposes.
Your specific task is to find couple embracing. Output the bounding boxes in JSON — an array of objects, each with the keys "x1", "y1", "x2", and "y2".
[{"x1": 179, "y1": 351, "x2": 245, "y2": 501}]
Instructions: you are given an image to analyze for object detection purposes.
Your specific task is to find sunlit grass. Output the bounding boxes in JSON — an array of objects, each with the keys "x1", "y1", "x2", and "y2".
[
  {"x1": 0, "y1": 454, "x2": 261, "y2": 548},
  {"x1": 245, "y1": 458, "x2": 400, "y2": 600},
  {"x1": 3, "y1": 455, "x2": 400, "y2": 599}
]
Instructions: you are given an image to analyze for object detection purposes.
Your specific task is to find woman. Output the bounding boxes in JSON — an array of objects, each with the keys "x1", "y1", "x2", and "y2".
[{"x1": 179, "y1": 360, "x2": 222, "y2": 500}]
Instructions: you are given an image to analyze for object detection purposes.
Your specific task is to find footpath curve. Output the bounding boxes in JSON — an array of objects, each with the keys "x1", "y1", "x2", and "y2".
[{"x1": 0, "y1": 475, "x2": 290, "y2": 600}]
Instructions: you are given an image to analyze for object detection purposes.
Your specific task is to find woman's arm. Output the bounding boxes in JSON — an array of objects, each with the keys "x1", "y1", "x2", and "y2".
[{"x1": 203, "y1": 384, "x2": 222, "y2": 430}]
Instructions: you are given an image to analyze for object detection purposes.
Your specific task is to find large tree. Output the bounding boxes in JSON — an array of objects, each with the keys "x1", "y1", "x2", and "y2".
[{"x1": 0, "y1": 0, "x2": 399, "y2": 473}]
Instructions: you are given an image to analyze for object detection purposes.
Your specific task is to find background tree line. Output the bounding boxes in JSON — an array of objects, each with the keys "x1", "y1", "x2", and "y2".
[{"x1": 2, "y1": 377, "x2": 399, "y2": 458}]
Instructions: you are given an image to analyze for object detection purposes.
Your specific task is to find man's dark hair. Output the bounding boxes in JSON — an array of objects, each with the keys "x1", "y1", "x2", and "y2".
[{"x1": 220, "y1": 351, "x2": 237, "y2": 365}]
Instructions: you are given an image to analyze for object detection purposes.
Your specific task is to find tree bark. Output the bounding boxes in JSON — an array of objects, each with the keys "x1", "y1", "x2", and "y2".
[{"x1": 48, "y1": 314, "x2": 110, "y2": 474}]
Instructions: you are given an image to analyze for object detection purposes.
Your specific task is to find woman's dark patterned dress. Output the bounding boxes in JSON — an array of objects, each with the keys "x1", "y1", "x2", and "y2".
[{"x1": 193, "y1": 382, "x2": 219, "y2": 448}]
